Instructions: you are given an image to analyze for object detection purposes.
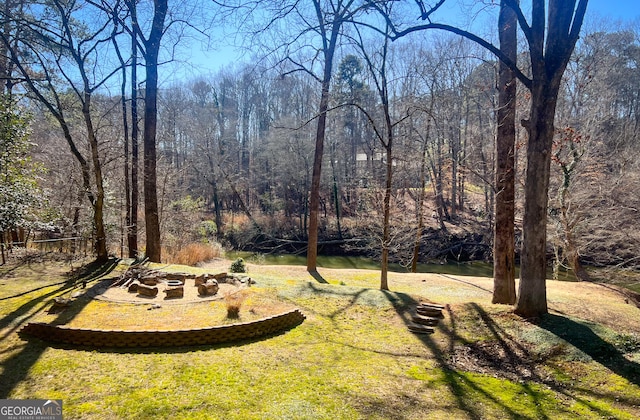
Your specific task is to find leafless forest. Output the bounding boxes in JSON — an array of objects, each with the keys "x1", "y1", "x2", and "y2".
[{"x1": 2, "y1": 1, "x2": 639, "y2": 275}]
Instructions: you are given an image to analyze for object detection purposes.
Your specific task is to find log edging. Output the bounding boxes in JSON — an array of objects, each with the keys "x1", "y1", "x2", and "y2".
[{"x1": 20, "y1": 309, "x2": 305, "y2": 348}]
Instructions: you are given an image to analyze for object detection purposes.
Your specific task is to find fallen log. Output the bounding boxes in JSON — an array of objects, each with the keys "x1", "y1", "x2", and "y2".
[
  {"x1": 165, "y1": 273, "x2": 189, "y2": 283},
  {"x1": 213, "y1": 272, "x2": 228, "y2": 282},
  {"x1": 140, "y1": 276, "x2": 159, "y2": 286},
  {"x1": 127, "y1": 280, "x2": 140, "y2": 293},
  {"x1": 194, "y1": 274, "x2": 208, "y2": 287}
]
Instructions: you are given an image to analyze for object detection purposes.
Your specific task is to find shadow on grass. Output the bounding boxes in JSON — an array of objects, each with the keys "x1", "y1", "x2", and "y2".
[
  {"x1": 379, "y1": 291, "x2": 640, "y2": 419},
  {"x1": 436, "y1": 273, "x2": 493, "y2": 294},
  {"x1": 381, "y1": 291, "x2": 492, "y2": 420},
  {"x1": 538, "y1": 314, "x2": 640, "y2": 387},
  {"x1": 267, "y1": 276, "x2": 640, "y2": 418},
  {"x1": 0, "y1": 280, "x2": 71, "y2": 302},
  {"x1": 308, "y1": 270, "x2": 328, "y2": 284},
  {"x1": 0, "y1": 258, "x2": 118, "y2": 399}
]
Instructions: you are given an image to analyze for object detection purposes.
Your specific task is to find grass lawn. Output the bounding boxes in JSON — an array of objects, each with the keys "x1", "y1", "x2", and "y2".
[{"x1": 1, "y1": 254, "x2": 639, "y2": 419}]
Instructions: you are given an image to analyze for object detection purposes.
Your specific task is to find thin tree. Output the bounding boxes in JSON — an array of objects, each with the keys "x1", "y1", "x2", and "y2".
[
  {"x1": 305, "y1": 0, "x2": 357, "y2": 272},
  {"x1": 355, "y1": 25, "x2": 395, "y2": 290},
  {"x1": 127, "y1": 0, "x2": 140, "y2": 259}
]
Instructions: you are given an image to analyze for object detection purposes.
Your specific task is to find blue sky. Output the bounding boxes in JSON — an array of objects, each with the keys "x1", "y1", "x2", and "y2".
[
  {"x1": 165, "y1": 0, "x2": 640, "y2": 83},
  {"x1": 587, "y1": 0, "x2": 638, "y2": 21}
]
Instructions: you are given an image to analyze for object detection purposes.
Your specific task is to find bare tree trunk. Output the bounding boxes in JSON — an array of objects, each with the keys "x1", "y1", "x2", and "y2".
[
  {"x1": 141, "y1": 0, "x2": 167, "y2": 263},
  {"x1": 380, "y1": 142, "x2": 392, "y2": 290},
  {"x1": 307, "y1": 87, "x2": 327, "y2": 270},
  {"x1": 514, "y1": 0, "x2": 588, "y2": 318},
  {"x1": 493, "y1": 0, "x2": 517, "y2": 305},
  {"x1": 1, "y1": 232, "x2": 5, "y2": 265},
  {"x1": 411, "y1": 120, "x2": 431, "y2": 273},
  {"x1": 450, "y1": 126, "x2": 458, "y2": 218},
  {"x1": 82, "y1": 92, "x2": 108, "y2": 262},
  {"x1": 122, "y1": 78, "x2": 131, "y2": 259},
  {"x1": 307, "y1": 21, "x2": 339, "y2": 272},
  {"x1": 211, "y1": 180, "x2": 223, "y2": 239},
  {"x1": 128, "y1": 0, "x2": 139, "y2": 259},
  {"x1": 113, "y1": 17, "x2": 132, "y2": 260},
  {"x1": 515, "y1": 81, "x2": 560, "y2": 317},
  {"x1": 330, "y1": 143, "x2": 343, "y2": 239}
]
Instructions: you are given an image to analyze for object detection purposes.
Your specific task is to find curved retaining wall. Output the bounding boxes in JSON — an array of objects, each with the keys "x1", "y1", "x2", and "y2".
[{"x1": 20, "y1": 309, "x2": 305, "y2": 348}]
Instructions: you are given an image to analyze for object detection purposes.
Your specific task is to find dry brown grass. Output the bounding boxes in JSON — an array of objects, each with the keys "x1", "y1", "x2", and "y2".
[
  {"x1": 162, "y1": 242, "x2": 222, "y2": 266},
  {"x1": 225, "y1": 289, "x2": 248, "y2": 318}
]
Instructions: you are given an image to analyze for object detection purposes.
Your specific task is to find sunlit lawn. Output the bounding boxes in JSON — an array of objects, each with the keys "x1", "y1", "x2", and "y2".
[{"x1": 1, "y1": 256, "x2": 639, "y2": 419}]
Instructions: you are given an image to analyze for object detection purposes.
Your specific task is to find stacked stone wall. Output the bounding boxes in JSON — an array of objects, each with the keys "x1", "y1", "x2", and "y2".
[{"x1": 20, "y1": 309, "x2": 305, "y2": 348}]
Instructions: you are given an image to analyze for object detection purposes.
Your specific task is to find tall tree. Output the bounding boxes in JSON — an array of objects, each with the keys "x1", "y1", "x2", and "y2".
[
  {"x1": 384, "y1": 0, "x2": 589, "y2": 317},
  {"x1": 128, "y1": 0, "x2": 140, "y2": 259},
  {"x1": 513, "y1": 0, "x2": 588, "y2": 317},
  {"x1": 139, "y1": 0, "x2": 168, "y2": 262},
  {"x1": 354, "y1": 21, "x2": 395, "y2": 290},
  {"x1": 305, "y1": 0, "x2": 356, "y2": 272},
  {"x1": 493, "y1": 0, "x2": 518, "y2": 304}
]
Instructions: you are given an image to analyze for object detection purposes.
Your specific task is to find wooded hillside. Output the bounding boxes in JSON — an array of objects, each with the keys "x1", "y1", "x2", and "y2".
[{"x1": 1, "y1": 1, "x2": 638, "y2": 274}]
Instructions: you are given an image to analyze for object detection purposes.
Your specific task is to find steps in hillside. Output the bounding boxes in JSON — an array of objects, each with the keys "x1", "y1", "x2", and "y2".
[{"x1": 408, "y1": 302, "x2": 446, "y2": 335}]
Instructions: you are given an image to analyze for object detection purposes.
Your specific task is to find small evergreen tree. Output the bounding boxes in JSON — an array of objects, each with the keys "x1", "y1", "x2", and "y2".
[{"x1": 0, "y1": 96, "x2": 43, "y2": 257}]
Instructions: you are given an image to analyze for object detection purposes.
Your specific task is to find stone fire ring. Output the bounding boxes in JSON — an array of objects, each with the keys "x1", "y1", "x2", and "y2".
[
  {"x1": 87, "y1": 278, "x2": 241, "y2": 305},
  {"x1": 165, "y1": 280, "x2": 183, "y2": 287},
  {"x1": 20, "y1": 277, "x2": 306, "y2": 348}
]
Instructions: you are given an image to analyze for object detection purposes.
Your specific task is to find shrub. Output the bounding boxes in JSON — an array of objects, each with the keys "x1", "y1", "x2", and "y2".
[
  {"x1": 198, "y1": 220, "x2": 217, "y2": 240},
  {"x1": 230, "y1": 257, "x2": 247, "y2": 273}
]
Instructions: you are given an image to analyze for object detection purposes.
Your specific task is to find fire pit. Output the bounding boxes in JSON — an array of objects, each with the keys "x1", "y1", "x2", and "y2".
[{"x1": 165, "y1": 280, "x2": 183, "y2": 287}]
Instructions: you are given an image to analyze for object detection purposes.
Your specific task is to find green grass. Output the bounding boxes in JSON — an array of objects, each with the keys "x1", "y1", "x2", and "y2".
[{"x1": 1, "y1": 256, "x2": 639, "y2": 419}]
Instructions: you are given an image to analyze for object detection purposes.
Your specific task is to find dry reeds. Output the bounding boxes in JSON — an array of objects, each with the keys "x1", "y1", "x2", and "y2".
[{"x1": 163, "y1": 242, "x2": 222, "y2": 266}]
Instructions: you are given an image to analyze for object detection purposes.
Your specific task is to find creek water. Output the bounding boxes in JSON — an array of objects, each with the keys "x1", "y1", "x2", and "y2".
[
  {"x1": 228, "y1": 252, "x2": 492, "y2": 277},
  {"x1": 227, "y1": 251, "x2": 578, "y2": 281}
]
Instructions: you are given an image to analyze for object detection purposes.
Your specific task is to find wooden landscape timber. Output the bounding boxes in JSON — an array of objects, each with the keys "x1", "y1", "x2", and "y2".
[
  {"x1": 416, "y1": 306, "x2": 445, "y2": 318},
  {"x1": 408, "y1": 302, "x2": 447, "y2": 335},
  {"x1": 412, "y1": 314, "x2": 440, "y2": 326}
]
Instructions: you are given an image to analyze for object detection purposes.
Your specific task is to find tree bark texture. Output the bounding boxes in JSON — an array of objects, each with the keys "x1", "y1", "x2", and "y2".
[
  {"x1": 514, "y1": 0, "x2": 588, "y2": 318},
  {"x1": 129, "y1": 0, "x2": 139, "y2": 259},
  {"x1": 493, "y1": 0, "x2": 518, "y2": 305},
  {"x1": 307, "y1": 79, "x2": 330, "y2": 272},
  {"x1": 82, "y1": 92, "x2": 109, "y2": 262},
  {"x1": 142, "y1": 0, "x2": 167, "y2": 263},
  {"x1": 515, "y1": 81, "x2": 559, "y2": 317},
  {"x1": 307, "y1": 11, "x2": 339, "y2": 272}
]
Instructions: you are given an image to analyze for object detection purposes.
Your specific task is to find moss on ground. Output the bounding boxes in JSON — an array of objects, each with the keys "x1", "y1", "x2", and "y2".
[{"x1": 1, "y1": 256, "x2": 639, "y2": 419}]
